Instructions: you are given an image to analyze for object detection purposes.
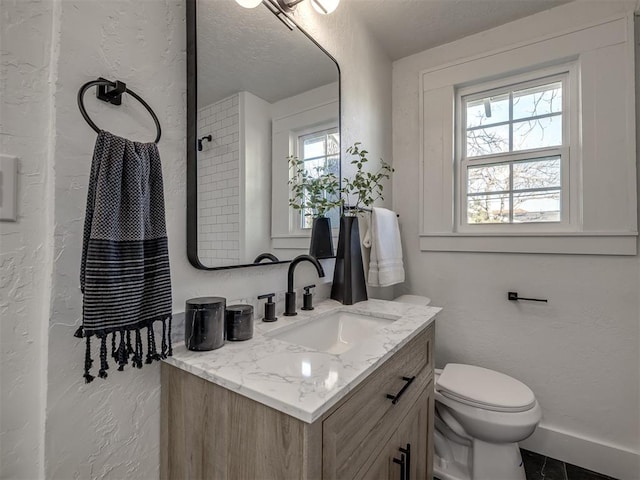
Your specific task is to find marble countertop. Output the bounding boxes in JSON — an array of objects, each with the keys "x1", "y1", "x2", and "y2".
[{"x1": 164, "y1": 298, "x2": 440, "y2": 423}]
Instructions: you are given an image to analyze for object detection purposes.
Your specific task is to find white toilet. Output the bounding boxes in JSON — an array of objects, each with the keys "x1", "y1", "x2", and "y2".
[{"x1": 393, "y1": 295, "x2": 542, "y2": 480}]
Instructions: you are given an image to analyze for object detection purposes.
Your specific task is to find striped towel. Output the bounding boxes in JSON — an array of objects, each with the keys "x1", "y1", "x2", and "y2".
[{"x1": 76, "y1": 131, "x2": 172, "y2": 383}]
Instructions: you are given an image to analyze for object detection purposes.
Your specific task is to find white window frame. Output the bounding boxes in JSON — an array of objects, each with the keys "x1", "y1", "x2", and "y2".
[
  {"x1": 455, "y1": 64, "x2": 579, "y2": 234},
  {"x1": 289, "y1": 123, "x2": 340, "y2": 235}
]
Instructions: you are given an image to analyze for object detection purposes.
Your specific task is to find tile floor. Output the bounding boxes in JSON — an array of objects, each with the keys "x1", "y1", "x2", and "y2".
[
  {"x1": 521, "y1": 449, "x2": 618, "y2": 480},
  {"x1": 433, "y1": 449, "x2": 618, "y2": 480}
]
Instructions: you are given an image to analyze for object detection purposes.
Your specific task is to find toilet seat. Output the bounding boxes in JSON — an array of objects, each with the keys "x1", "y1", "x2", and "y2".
[{"x1": 436, "y1": 364, "x2": 536, "y2": 413}]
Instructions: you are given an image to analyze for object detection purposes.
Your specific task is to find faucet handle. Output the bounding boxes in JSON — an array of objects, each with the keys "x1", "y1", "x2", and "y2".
[
  {"x1": 301, "y1": 284, "x2": 316, "y2": 311},
  {"x1": 258, "y1": 293, "x2": 277, "y2": 322}
]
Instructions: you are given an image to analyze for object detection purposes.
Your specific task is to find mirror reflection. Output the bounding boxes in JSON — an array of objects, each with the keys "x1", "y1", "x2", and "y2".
[{"x1": 190, "y1": 0, "x2": 340, "y2": 269}]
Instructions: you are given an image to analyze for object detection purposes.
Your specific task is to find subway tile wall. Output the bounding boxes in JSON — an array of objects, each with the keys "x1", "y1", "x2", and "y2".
[{"x1": 197, "y1": 94, "x2": 241, "y2": 266}]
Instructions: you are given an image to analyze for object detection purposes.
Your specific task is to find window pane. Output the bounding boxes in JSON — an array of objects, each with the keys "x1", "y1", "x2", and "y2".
[
  {"x1": 302, "y1": 210, "x2": 314, "y2": 229},
  {"x1": 325, "y1": 155, "x2": 339, "y2": 176},
  {"x1": 513, "y1": 190, "x2": 561, "y2": 222},
  {"x1": 297, "y1": 129, "x2": 340, "y2": 229},
  {"x1": 327, "y1": 133, "x2": 340, "y2": 155},
  {"x1": 513, "y1": 81, "x2": 562, "y2": 120},
  {"x1": 466, "y1": 124, "x2": 509, "y2": 157},
  {"x1": 466, "y1": 94, "x2": 509, "y2": 128},
  {"x1": 467, "y1": 193, "x2": 510, "y2": 224},
  {"x1": 513, "y1": 157, "x2": 561, "y2": 190},
  {"x1": 513, "y1": 115, "x2": 562, "y2": 151},
  {"x1": 467, "y1": 164, "x2": 510, "y2": 194},
  {"x1": 325, "y1": 205, "x2": 340, "y2": 230},
  {"x1": 304, "y1": 158, "x2": 326, "y2": 177},
  {"x1": 303, "y1": 136, "x2": 326, "y2": 159}
]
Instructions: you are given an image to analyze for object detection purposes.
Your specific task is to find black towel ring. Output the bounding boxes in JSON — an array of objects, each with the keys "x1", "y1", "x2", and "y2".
[{"x1": 77, "y1": 77, "x2": 162, "y2": 143}]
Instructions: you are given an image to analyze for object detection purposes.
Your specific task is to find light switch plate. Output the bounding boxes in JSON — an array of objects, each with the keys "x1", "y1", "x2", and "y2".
[{"x1": 0, "y1": 155, "x2": 18, "y2": 222}]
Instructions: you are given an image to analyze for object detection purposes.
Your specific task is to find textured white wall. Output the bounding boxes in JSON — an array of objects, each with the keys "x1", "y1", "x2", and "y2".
[
  {"x1": 392, "y1": 2, "x2": 639, "y2": 478},
  {"x1": 0, "y1": 0, "x2": 56, "y2": 478},
  {"x1": 44, "y1": 2, "x2": 184, "y2": 477},
  {"x1": 293, "y1": 3, "x2": 393, "y2": 182},
  {"x1": 0, "y1": 0, "x2": 391, "y2": 478}
]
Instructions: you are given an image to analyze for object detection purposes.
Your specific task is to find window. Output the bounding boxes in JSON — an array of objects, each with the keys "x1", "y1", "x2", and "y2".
[
  {"x1": 457, "y1": 70, "x2": 571, "y2": 229},
  {"x1": 419, "y1": 15, "x2": 637, "y2": 255},
  {"x1": 296, "y1": 127, "x2": 340, "y2": 229}
]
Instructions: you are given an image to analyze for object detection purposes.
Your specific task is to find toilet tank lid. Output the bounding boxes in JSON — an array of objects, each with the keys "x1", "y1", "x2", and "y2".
[{"x1": 437, "y1": 364, "x2": 536, "y2": 412}]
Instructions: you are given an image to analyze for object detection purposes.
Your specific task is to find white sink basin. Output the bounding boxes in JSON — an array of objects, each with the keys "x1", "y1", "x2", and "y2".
[
  {"x1": 270, "y1": 311, "x2": 395, "y2": 355},
  {"x1": 257, "y1": 352, "x2": 343, "y2": 391}
]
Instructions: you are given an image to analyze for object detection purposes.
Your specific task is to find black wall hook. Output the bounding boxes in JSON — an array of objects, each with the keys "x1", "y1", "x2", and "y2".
[
  {"x1": 97, "y1": 77, "x2": 127, "y2": 105},
  {"x1": 198, "y1": 135, "x2": 213, "y2": 151}
]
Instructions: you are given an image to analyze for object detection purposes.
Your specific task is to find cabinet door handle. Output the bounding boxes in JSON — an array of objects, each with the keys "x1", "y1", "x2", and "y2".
[
  {"x1": 386, "y1": 376, "x2": 416, "y2": 405},
  {"x1": 393, "y1": 453, "x2": 406, "y2": 480},
  {"x1": 399, "y1": 443, "x2": 411, "y2": 480}
]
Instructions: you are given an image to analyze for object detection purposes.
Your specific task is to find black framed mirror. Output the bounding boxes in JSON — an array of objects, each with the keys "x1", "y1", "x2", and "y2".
[{"x1": 187, "y1": 0, "x2": 341, "y2": 270}]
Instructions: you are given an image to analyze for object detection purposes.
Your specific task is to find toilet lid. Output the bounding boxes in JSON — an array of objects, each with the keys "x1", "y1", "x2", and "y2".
[{"x1": 436, "y1": 364, "x2": 536, "y2": 413}]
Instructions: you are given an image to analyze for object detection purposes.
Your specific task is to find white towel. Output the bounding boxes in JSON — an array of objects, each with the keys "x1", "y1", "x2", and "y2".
[{"x1": 363, "y1": 207, "x2": 405, "y2": 287}]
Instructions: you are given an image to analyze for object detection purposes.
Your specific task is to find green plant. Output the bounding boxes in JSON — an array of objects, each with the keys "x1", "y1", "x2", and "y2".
[
  {"x1": 341, "y1": 142, "x2": 393, "y2": 215},
  {"x1": 288, "y1": 155, "x2": 341, "y2": 218}
]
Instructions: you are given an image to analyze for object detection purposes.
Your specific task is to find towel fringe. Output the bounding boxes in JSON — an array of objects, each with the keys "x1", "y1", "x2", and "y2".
[
  {"x1": 79, "y1": 314, "x2": 172, "y2": 381},
  {"x1": 133, "y1": 328, "x2": 143, "y2": 368},
  {"x1": 83, "y1": 336, "x2": 95, "y2": 383},
  {"x1": 117, "y1": 331, "x2": 128, "y2": 371},
  {"x1": 74, "y1": 326, "x2": 84, "y2": 338},
  {"x1": 160, "y1": 318, "x2": 167, "y2": 359},
  {"x1": 98, "y1": 335, "x2": 109, "y2": 378},
  {"x1": 146, "y1": 325, "x2": 161, "y2": 364},
  {"x1": 145, "y1": 327, "x2": 153, "y2": 364},
  {"x1": 111, "y1": 332, "x2": 117, "y2": 361},
  {"x1": 126, "y1": 330, "x2": 134, "y2": 355}
]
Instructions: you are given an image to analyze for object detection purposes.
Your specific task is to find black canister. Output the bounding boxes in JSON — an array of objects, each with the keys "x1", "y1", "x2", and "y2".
[
  {"x1": 185, "y1": 297, "x2": 226, "y2": 351},
  {"x1": 225, "y1": 304, "x2": 254, "y2": 341}
]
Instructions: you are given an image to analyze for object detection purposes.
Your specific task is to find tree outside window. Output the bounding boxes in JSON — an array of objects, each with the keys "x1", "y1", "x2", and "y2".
[{"x1": 461, "y1": 76, "x2": 566, "y2": 225}]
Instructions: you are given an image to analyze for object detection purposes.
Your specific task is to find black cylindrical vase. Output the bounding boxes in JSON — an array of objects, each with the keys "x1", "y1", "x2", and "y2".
[
  {"x1": 309, "y1": 216, "x2": 334, "y2": 259},
  {"x1": 225, "y1": 304, "x2": 254, "y2": 341},
  {"x1": 330, "y1": 216, "x2": 367, "y2": 305},
  {"x1": 185, "y1": 297, "x2": 226, "y2": 351}
]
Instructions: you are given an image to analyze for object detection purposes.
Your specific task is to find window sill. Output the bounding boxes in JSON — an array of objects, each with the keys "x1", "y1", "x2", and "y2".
[{"x1": 419, "y1": 232, "x2": 638, "y2": 255}]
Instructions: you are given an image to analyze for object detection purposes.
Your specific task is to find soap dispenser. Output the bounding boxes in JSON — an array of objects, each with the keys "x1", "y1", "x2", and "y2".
[
  {"x1": 301, "y1": 284, "x2": 315, "y2": 311},
  {"x1": 258, "y1": 293, "x2": 277, "y2": 322}
]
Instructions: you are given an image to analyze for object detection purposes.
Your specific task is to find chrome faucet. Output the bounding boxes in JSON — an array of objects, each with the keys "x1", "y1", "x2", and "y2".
[{"x1": 284, "y1": 255, "x2": 325, "y2": 316}]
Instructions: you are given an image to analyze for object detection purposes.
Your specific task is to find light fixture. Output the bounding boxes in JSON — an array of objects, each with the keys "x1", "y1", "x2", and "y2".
[
  {"x1": 234, "y1": 0, "x2": 340, "y2": 30},
  {"x1": 310, "y1": 0, "x2": 340, "y2": 14},
  {"x1": 235, "y1": 0, "x2": 340, "y2": 15},
  {"x1": 235, "y1": 0, "x2": 263, "y2": 8},
  {"x1": 275, "y1": 0, "x2": 340, "y2": 14}
]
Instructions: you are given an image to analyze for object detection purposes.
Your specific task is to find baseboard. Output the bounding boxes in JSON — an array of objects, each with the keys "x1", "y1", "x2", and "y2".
[{"x1": 520, "y1": 424, "x2": 640, "y2": 479}]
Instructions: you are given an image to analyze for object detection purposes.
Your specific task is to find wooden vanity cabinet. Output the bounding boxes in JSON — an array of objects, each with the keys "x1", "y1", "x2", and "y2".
[
  {"x1": 161, "y1": 324, "x2": 434, "y2": 480},
  {"x1": 359, "y1": 388, "x2": 432, "y2": 480}
]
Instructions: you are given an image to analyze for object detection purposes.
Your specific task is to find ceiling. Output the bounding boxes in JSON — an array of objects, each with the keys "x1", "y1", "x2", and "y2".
[
  {"x1": 195, "y1": 0, "x2": 571, "y2": 106},
  {"x1": 349, "y1": 0, "x2": 571, "y2": 60},
  {"x1": 197, "y1": 0, "x2": 338, "y2": 107}
]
